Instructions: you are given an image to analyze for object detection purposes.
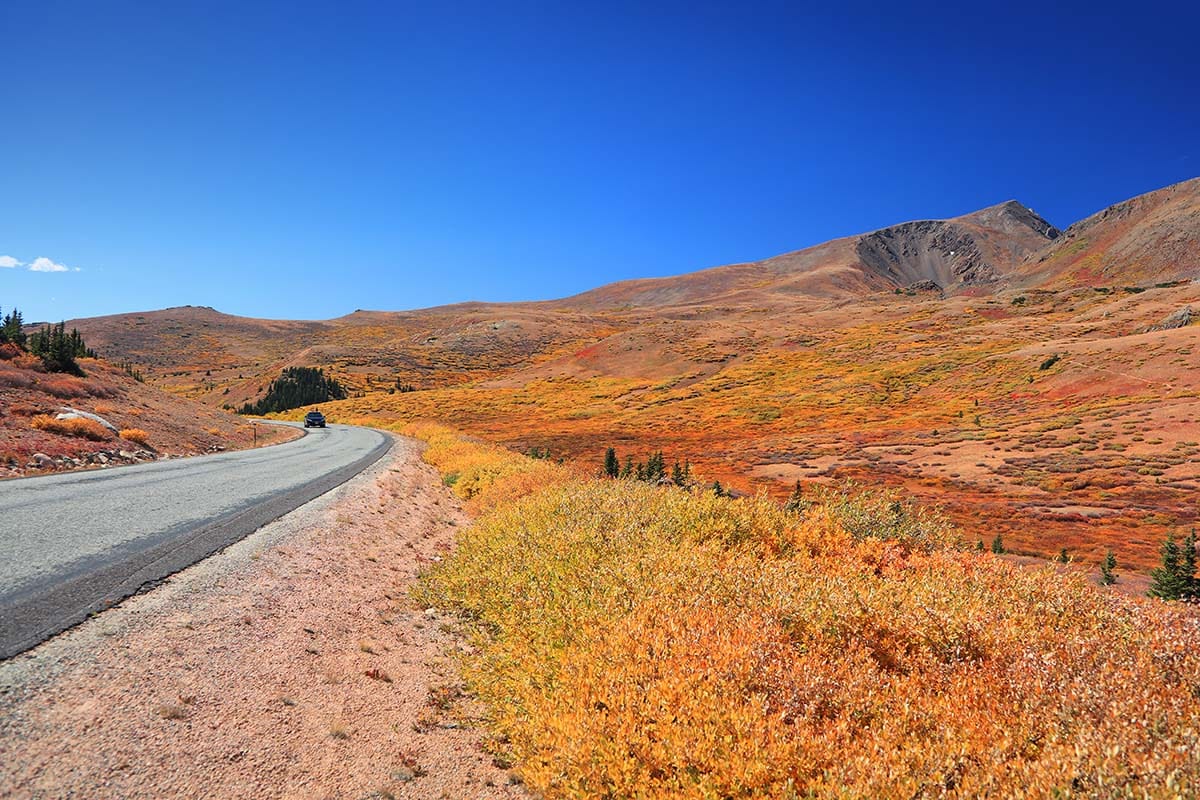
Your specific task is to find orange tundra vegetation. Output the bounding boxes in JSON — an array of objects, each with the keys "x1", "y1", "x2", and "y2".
[
  {"x1": 118, "y1": 428, "x2": 151, "y2": 445},
  {"x1": 406, "y1": 423, "x2": 1200, "y2": 799},
  {"x1": 30, "y1": 414, "x2": 112, "y2": 442}
]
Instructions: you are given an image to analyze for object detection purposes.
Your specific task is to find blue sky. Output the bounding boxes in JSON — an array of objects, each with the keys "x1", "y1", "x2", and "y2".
[{"x1": 1, "y1": 1, "x2": 1197, "y2": 322}]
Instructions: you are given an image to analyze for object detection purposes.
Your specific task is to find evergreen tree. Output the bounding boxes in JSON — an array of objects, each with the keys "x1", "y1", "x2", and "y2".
[
  {"x1": 1148, "y1": 532, "x2": 1187, "y2": 600},
  {"x1": 712, "y1": 480, "x2": 725, "y2": 498},
  {"x1": 1099, "y1": 550, "x2": 1117, "y2": 586},
  {"x1": 975, "y1": 540, "x2": 985, "y2": 553},
  {"x1": 1057, "y1": 548, "x2": 1070, "y2": 564},
  {"x1": 991, "y1": 534, "x2": 1005, "y2": 555},
  {"x1": 604, "y1": 448, "x2": 619, "y2": 478},
  {"x1": 1182, "y1": 529, "x2": 1197, "y2": 600},
  {"x1": 784, "y1": 481, "x2": 805, "y2": 513},
  {"x1": 620, "y1": 455, "x2": 633, "y2": 479},
  {"x1": 28, "y1": 322, "x2": 84, "y2": 375},
  {"x1": 646, "y1": 451, "x2": 665, "y2": 483},
  {"x1": 671, "y1": 460, "x2": 684, "y2": 486},
  {"x1": 0, "y1": 306, "x2": 25, "y2": 345}
]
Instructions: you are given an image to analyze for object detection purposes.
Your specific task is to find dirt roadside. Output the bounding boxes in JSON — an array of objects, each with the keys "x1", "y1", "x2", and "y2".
[{"x1": 0, "y1": 434, "x2": 527, "y2": 800}]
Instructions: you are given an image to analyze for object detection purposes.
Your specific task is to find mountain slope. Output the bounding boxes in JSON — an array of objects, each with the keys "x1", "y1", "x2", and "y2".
[
  {"x1": 559, "y1": 200, "x2": 1060, "y2": 311},
  {"x1": 0, "y1": 352, "x2": 292, "y2": 476},
  {"x1": 1015, "y1": 176, "x2": 1200, "y2": 288}
]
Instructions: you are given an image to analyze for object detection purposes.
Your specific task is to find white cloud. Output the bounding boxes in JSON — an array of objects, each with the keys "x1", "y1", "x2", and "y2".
[
  {"x1": 0, "y1": 255, "x2": 22, "y2": 268},
  {"x1": 28, "y1": 256, "x2": 71, "y2": 273}
]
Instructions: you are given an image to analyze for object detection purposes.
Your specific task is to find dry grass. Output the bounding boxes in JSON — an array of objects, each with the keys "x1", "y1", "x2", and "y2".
[
  {"x1": 156, "y1": 704, "x2": 189, "y2": 721},
  {"x1": 31, "y1": 414, "x2": 112, "y2": 441},
  {"x1": 414, "y1": 426, "x2": 1200, "y2": 799},
  {"x1": 119, "y1": 428, "x2": 151, "y2": 445}
]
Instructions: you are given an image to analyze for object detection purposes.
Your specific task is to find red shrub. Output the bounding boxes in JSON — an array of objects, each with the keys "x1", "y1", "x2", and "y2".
[
  {"x1": 0, "y1": 366, "x2": 34, "y2": 389},
  {"x1": 38, "y1": 376, "x2": 88, "y2": 399}
]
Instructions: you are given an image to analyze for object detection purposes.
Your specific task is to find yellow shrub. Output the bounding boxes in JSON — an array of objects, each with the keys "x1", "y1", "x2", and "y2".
[
  {"x1": 119, "y1": 428, "x2": 151, "y2": 445},
  {"x1": 31, "y1": 414, "x2": 112, "y2": 441},
  {"x1": 414, "y1": 427, "x2": 1200, "y2": 799},
  {"x1": 404, "y1": 421, "x2": 573, "y2": 513}
]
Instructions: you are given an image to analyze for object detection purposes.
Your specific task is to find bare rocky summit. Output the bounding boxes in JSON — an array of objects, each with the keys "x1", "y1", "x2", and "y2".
[{"x1": 855, "y1": 201, "x2": 1060, "y2": 293}]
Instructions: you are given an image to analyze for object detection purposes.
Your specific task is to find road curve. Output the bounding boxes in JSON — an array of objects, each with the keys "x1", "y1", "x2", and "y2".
[{"x1": 0, "y1": 423, "x2": 391, "y2": 660}]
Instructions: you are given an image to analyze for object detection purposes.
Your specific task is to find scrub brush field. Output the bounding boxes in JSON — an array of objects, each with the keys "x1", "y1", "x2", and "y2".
[{"x1": 401, "y1": 423, "x2": 1200, "y2": 799}]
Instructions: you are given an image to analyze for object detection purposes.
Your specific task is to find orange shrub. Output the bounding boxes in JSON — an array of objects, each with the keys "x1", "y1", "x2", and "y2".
[
  {"x1": 416, "y1": 427, "x2": 1200, "y2": 799},
  {"x1": 119, "y1": 428, "x2": 151, "y2": 446},
  {"x1": 31, "y1": 414, "x2": 112, "y2": 441}
]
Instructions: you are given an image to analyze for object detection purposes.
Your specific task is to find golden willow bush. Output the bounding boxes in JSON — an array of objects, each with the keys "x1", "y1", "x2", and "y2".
[
  {"x1": 406, "y1": 423, "x2": 1200, "y2": 799},
  {"x1": 119, "y1": 428, "x2": 151, "y2": 445},
  {"x1": 30, "y1": 414, "x2": 111, "y2": 441}
]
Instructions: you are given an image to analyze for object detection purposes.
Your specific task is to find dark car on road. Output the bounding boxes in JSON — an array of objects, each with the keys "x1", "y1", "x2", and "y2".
[{"x1": 304, "y1": 411, "x2": 327, "y2": 428}]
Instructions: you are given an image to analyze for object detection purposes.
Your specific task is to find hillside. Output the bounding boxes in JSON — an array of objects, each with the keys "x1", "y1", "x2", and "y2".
[
  {"x1": 1015, "y1": 176, "x2": 1200, "y2": 288},
  {"x1": 67, "y1": 197, "x2": 1068, "y2": 400},
  {"x1": 65, "y1": 177, "x2": 1200, "y2": 570},
  {"x1": 0, "y1": 349, "x2": 295, "y2": 477}
]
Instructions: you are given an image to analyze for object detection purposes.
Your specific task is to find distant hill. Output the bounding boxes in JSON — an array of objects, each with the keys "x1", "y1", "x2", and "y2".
[
  {"x1": 68, "y1": 177, "x2": 1199, "y2": 406},
  {"x1": 66, "y1": 192, "x2": 1080, "y2": 397},
  {"x1": 562, "y1": 199, "x2": 1061, "y2": 310}
]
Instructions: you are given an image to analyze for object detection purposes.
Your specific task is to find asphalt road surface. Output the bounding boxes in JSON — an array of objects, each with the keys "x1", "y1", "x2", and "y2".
[{"x1": 0, "y1": 423, "x2": 391, "y2": 659}]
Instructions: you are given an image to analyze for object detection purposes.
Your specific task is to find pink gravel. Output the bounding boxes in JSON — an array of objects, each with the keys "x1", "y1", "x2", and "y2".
[{"x1": 0, "y1": 435, "x2": 529, "y2": 800}]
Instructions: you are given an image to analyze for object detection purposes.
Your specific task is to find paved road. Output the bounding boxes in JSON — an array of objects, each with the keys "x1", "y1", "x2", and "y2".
[{"x1": 0, "y1": 423, "x2": 391, "y2": 659}]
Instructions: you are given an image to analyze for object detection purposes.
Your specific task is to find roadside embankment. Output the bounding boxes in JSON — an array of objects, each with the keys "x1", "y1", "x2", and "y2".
[{"x1": 0, "y1": 435, "x2": 525, "y2": 799}]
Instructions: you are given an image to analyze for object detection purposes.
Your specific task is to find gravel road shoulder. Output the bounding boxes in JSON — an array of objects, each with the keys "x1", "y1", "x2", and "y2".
[{"x1": 0, "y1": 434, "x2": 527, "y2": 800}]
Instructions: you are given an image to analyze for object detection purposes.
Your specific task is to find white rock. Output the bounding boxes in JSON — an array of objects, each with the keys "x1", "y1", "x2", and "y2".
[{"x1": 55, "y1": 407, "x2": 119, "y2": 433}]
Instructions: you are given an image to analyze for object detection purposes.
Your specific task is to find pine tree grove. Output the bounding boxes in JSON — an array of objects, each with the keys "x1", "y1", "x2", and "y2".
[{"x1": 239, "y1": 367, "x2": 348, "y2": 415}]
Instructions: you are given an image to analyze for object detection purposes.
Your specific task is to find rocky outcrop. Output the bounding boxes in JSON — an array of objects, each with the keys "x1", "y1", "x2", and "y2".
[
  {"x1": 1139, "y1": 306, "x2": 1194, "y2": 333},
  {"x1": 855, "y1": 202, "x2": 1060, "y2": 294},
  {"x1": 857, "y1": 221, "x2": 998, "y2": 288}
]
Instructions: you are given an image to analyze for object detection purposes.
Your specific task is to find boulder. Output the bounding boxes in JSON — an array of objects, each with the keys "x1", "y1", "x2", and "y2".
[
  {"x1": 55, "y1": 407, "x2": 120, "y2": 433},
  {"x1": 1139, "y1": 306, "x2": 1194, "y2": 333}
]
